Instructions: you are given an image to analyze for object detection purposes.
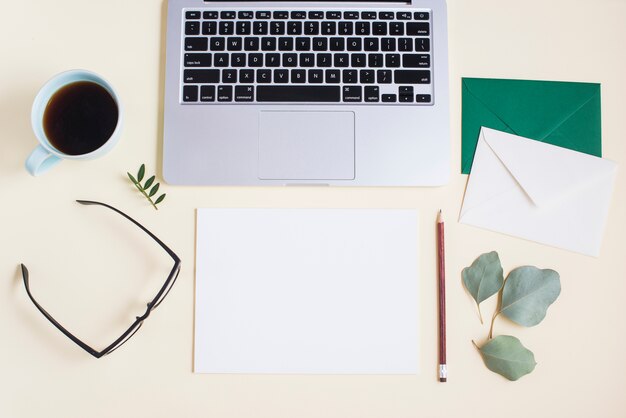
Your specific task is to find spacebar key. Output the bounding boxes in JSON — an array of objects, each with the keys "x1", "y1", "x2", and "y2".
[{"x1": 257, "y1": 86, "x2": 340, "y2": 102}]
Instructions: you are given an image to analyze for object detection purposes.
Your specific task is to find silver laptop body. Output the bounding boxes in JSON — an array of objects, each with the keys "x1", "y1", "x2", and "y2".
[{"x1": 163, "y1": 0, "x2": 449, "y2": 186}]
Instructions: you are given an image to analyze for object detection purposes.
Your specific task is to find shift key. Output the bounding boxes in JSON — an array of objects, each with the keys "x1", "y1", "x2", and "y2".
[
  {"x1": 394, "y1": 70, "x2": 430, "y2": 84},
  {"x1": 184, "y1": 69, "x2": 220, "y2": 83}
]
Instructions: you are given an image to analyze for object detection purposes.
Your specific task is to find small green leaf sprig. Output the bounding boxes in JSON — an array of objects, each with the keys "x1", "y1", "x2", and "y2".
[
  {"x1": 462, "y1": 251, "x2": 561, "y2": 381},
  {"x1": 127, "y1": 164, "x2": 166, "y2": 210}
]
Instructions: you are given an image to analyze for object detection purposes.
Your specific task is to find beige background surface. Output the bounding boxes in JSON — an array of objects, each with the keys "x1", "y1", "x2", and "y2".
[{"x1": 1, "y1": 0, "x2": 625, "y2": 417}]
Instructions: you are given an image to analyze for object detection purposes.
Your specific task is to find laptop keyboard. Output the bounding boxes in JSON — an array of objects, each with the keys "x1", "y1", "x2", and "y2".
[{"x1": 181, "y1": 9, "x2": 434, "y2": 105}]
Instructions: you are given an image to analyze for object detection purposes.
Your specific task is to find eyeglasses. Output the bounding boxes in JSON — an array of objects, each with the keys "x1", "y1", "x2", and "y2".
[{"x1": 20, "y1": 200, "x2": 181, "y2": 358}]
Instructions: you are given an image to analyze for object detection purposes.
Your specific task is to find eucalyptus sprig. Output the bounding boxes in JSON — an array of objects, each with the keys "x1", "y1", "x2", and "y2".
[{"x1": 127, "y1": 164, "x2": 166, "y2": 210}]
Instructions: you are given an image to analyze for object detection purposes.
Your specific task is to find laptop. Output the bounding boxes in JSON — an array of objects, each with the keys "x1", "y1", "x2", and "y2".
[{"x1": 163, "y1": 0, "x2": 449, "y2": 186}]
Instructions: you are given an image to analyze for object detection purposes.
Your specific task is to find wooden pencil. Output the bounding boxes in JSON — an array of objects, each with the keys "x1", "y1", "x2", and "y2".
[{"x1": 437, "y1": 210, "x2": 447, "y2": 382}]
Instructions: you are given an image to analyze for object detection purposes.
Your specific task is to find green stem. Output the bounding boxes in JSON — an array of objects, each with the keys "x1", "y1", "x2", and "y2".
[
  {"x1": 476, "y1": 302, "x2": 484, "y2": 324},
  {"x1": 471, "y1": 340, "x2": 480, "y2": 350},
  {"x1": 488, "y1": 311, "x2": 499, "y2": 339},
  {"x1": 132, "y1": 181, "x2": 159, "y2": 210}
]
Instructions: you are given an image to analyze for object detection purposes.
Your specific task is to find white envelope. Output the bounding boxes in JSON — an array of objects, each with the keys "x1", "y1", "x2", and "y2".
[{"x1": 460, "y1": 127, "x2": 617, "y2": 256}]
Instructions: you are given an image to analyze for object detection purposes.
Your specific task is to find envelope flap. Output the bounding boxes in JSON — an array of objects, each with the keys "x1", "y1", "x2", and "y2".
[{"x1": 482, "y1": 128, "x2": 616, "y2": 207}]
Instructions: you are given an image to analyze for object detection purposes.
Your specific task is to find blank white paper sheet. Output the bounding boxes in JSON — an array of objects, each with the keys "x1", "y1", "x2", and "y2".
[{"x1": 194, "y1": 209, "x2": 419, "y2": 374}]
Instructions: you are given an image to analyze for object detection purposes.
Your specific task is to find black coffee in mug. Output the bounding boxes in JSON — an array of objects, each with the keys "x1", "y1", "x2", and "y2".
[{"x1": 43, "y1": 81, "x2": 119, "y2": 155}]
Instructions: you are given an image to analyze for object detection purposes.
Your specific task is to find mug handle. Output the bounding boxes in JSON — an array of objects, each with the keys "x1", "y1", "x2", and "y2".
[{"x1": 25, "y1": 145, "x2": 62, "y2": 176}]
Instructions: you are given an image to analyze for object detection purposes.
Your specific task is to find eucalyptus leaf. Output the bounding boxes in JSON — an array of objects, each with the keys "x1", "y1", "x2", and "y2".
[
  {"x1": 144, "y1": 176, "x2": 155, "y2": 190},
  {"x1": 462, "y1": 251, "x2": 504, "y2": 322},
  {"x1": 155, "y1": 194, "x2": 166, "y2": 205},
  {"x1": 138, "y1": 164, "x2": 145, "y2": 182},
  {"x1": 500, "y1": 266, "x2": 561, "y2": 327},
  {"x1": 149, "y1": 183, "x2": 160, "y2": 197},
  {"x1": 476, "y1": 335, "x2": 536, "y2": 381}
]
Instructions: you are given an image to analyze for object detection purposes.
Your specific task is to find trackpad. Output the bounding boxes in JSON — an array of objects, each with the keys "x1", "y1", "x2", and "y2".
[{"x1": 258, "y1": 111, "x2": 355, "y2": 180}]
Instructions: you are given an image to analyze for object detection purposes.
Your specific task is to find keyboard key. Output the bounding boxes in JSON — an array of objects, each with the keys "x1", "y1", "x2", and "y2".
[
  {"x1": 381, "y1": 38, "x2": 396, "y2": 51},
  {"x1": 304, "y1": 21, "x2": 319, "y2": 35},
  {"x1": 202, "y1": 21, "x2": 217, "y2": 35},
  {"x1": 244, "y1": 37, "x2": 259, "y2": 51},
  {"x1": 253, "y1": 21, "x2": 269, "y2": 35},
  {"x1": 379, "y1": 12, "x2": 394, "y2": 20},
  {"x1": 415, "y1": 38, "x2": 430, "y2": 52},
  {"x1": 271, "y1": 21, "x2": 286, "y2": 35},
  {"x1": 416, "y1": 94, "x2": 431, "y2": 102},
  {"x1": 236, "y1": 21, "x2": 251, "y2": 35},
  {"x1": 278, "y1": 37, "x2": 294, "y2": 50},
  {"x1": 200, "y1": 85, "x2": 215, "y2": 102},
  {"x1": 184, "y1": 69, "x2": 219, "y2": 83},
  {"x1": 414, "y1": 11, "x2": 430, "y2": 20},
  {"x1": 266, "y1": 53, "x2": 281, "y2": 67},
  {"x1": 283, "y1": 53, "x2": 298, "y2": 67},
  {"x1": 385, "y1": 53, "x2": 400, "y2": 67},
  {"x1": 217, "y1": 85, "x2": 232, "y2": 101},
  {"x1": 257, "y1": 86, "x2": 340, "y2": 102},
  {"x1": 326, "y1": 11, "x2": 341, "y2": 19},
  {"x1": 364, "y1": 38, "x2": 379, "y2": 51},
  {"x1": 309, "y1": 11, "x2": 324, "y2": 19},
  {"x1": 382, "y1": 94, "x2": 397, "y2": 102},
  {"x1": 203, "y1": 11, "x2": 218, "y2": 19},
  {"x1": 334, "y1": 54, "x2": 349, "y2": 67},
  {"x1": 220, "y1": 11, "x2": 236, "y2": 19},
  {"x1": 274, "y1": 69, "x2": 289, "y2": 83},
  {"x1": 209, "y1": 37, "x2": 224, "y2": 51},
  {"x1": 360, "y1": 69, "x2": 374, "y2": 83},
  {"x1": 256, "y1": 69, "x2": 271, "y2": 83},
  {"x1": 399, "y1": 94, "x2": 414, "y2": 103},
  {"x1": 368, "y1": 53, "x2": 383, "y2": 67},
  {"x1": 321, "y1": 21, "x2": 336, "y2": 35},
  {"x1": 312, "y1": 37, "x2": 328, "y2": 51},
  {"x1": 214, "y1": 54, "x2": 229, "y2": 67},
  {"x1": 185, "y1": 11, "x2": 200, "y2": 20},
  {"x1": 235, "y1": 85, "x2": 254, "y2": 101},
  {"x1": 356, "y1": 22, "x2": 370, "y2": 35},
  {"x1": 249, "y1": 53, "x2": 263, "y2": 67},
  {"x1": 222, "y1": 69, "x2": 237, "y2": 83},
  {"x1": 256, "y1": 11, "x2": 271, "y2": 19},
  {"x1": 185, "y1": 37, "x2": 208, "y2": 51},
  {"x1": 403, "y1": 54, "x2": 430, "y2": 68},
  {"x1": 373, "y1": 22, "x2": 387, "y2": 35},
  {"x1": 390, "y1": 22, "x2": 404, "y2": 36},
  {"x1": 273, "y1": 11, "x2": 288, "y2": 19},
  {"x1": 182, "y1": 85, "x2": 198, "y2": 102},
  {"x1": 295, "y1": 37, "x2": 310, "y2": 51},
  {"x1": 291, "y1": 11, "x2": 306, "y2": 19},
  {"x1": 300, "y1": 53, "x2": 315, "y2": 67},
  {"x1": 343, "y1": 69, "x2": 357, "y2": 83},
  {"x1": 185, "y1": 21, "x2": 200, "y2": 35},
  {"x1": 351, "y1": 54, "x2": 366, "y2": 67},
  {"x1": 231, "y1": 53, "x2": 246, "y2": 67},
  {"x1": 343, "y1": 86, "x2": 362, "y2": 102},
  {"x1": 330, "y1": 37, "x2": 345, "y2": 51},
  {"x1": 361, "y1": 11, "x2": 377, "y2": 20},
  {"x1": 377, "y1": 70, "x2": 392, "y2": 83},
  {"x1": 339, "y1": 21, "x2": 353, "y2": 35},
  {"x1": 399, "y1": 86, "x2": 414, "y2": 95},
  {"x1": 365, "y1": 86, "x2": 380, "y2": 102},
  {"x1": 396, "y1": 12, "x2": 412, "y2": 20},
  {"x1": 308, "y1": 69, "x2": 324, "y2": 83},
  {"x1": 240, "y1": 69, "x2": 255, "y2": 82},
  {"x1": 184, "y1": 53, "x2": 211, "y2": 67},
  {"x1": 325, "y1": 70, "x2": 340, "y2": 83},
  {"x1": 238, "y1": 11, "x2": 254, "y2": 19},
  {"x1": 261, "y1": 37, "x2": 277, "y2": 51},
  {"x1": 291, "y1": 69, "x2": 306, "y2": 83},
  {"x1": 347, "y1": 37, "x2": 362, "y2": 51},
  {"x1": 407, "y1": 22, "x2": 429, "y2": 36},
  {"x1": 398, "y1": 38, "x2": 412, "y2": 51},
  {"x1": 317, "y1": 53, "x2": 332, "y2": 67},
  {"x1": 394, "y1": 70, "x2": 431, "y2": 84},
  {"x1": 288, "y1": 21, "x2": 302, "y2": 35},
  {"x1": 226, "y1": 37, "x2": 242, "y2": 51}
]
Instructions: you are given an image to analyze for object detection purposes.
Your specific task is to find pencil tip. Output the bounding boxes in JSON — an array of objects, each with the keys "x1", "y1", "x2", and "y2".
[{"x1": 437, "y1": 210, "x2": 444, "y2": 223}]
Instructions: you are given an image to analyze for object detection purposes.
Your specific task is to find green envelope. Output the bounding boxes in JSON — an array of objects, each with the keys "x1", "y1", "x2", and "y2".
[{"x1": 462, "y1": 78, "x2": 602, "y2": 174}]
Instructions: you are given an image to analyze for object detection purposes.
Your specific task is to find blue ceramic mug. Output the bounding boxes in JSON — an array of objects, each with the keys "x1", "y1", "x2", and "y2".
[{"x1": 26, "y1": 70, "x2": 123, "y2": 176}]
